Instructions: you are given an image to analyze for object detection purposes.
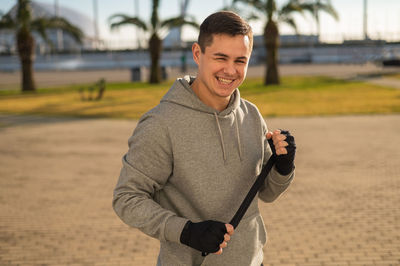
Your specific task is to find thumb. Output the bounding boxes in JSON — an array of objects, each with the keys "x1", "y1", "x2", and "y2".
[{"x1": 266, "y1": 131, "x2": 273, "y2": 140}]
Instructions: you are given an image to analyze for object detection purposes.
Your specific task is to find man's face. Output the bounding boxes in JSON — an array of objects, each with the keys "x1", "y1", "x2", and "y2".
[{"x1": 192, "y1": 34, "x2": 252, "y2": 102}]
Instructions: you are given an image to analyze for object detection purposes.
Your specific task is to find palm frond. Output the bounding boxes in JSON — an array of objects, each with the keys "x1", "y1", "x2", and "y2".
[
  {"x1": 160, "y1": 16, "x2": 199, "y2": 31},
  {"x1": 312, "y1": 1, "x2": 339, "y2": 20},
  {"x1": 31, "y1": 17, "x2": 84, "y2": 43},
  {"x1": 297, "y1": 1, "x2": 339, "y2": 20},
  {"x1": 232, "y1": 0, "x2": 270, "y2": 21},
  {"x1": 29, "y1": 17, "x2": 51, "y2": 45},
  {"x1": 0, "y1": 13, "x2": 16, "y2": 30},
  {"x1": 281, "y1": 16, "x2": 298, "y2": 33},
  {"x1": 108, "y1": 14, "x2": 148, "y2": 31},
  {"x1": 247, "y1": 11, "x2": 261, "y2": 22},
  {"x1": 279, "y1": 0, "x2": 304, "y2": 17},
  {"x1": 234, "y1": 0, "x2": 266, "y2": 10}
]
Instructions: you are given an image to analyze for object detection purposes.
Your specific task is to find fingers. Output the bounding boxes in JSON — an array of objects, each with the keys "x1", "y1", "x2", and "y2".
[
  {"x1": 214, "y1": 224, "x2": 234, "y2": 255},
  {"x1": 266, "y1": 129, "x2": 281, "y2": 139},
  {"x1": 213, "y1": 237, "x2": 227, "y2": 255},
  {"x1": 275, "y1": 140, "x2": 288, "y2": 155},
  {"x1": 266, "y1": 129, "x2": 283, "y2": 142},
  {"x1": 220, "y1": 241, "x2": 228, "y2": 248},
  {"x1": 266, "y1": 130, "x2": 288, "y2": 155},
  {"x1": 213, "y1": 238, "x2": 228, "y2": 255}
]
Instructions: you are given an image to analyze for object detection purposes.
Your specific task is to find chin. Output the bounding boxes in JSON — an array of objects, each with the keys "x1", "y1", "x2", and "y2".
[{"x1": 216, "y1": 88, "x2": 236, "y2": 98}]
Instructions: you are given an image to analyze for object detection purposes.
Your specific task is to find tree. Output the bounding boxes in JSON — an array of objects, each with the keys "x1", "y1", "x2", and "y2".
[
  {"x1": 109, "y1": 0, "x2": 199, "y2": 84},
  {"x1": 0, "y1": 0, "x2": 83, "y2": 92},
  {"x1": 233, "y1": 0, "x2": 338, "y2": 85}
]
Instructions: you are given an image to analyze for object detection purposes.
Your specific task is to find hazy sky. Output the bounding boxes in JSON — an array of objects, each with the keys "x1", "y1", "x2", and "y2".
[{"x1": 1, "y1": 0, "x2": 399, "y2": 48}]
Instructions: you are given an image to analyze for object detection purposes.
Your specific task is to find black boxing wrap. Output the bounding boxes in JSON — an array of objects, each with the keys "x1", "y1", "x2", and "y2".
[{"x1": 180, "y1": 220, "x2": 227, "y2": 253}]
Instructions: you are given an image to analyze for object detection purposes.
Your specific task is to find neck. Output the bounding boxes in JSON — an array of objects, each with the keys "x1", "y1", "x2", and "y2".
[{"x1": 191, "y1": 79, "x2": 230, "y2": 112}]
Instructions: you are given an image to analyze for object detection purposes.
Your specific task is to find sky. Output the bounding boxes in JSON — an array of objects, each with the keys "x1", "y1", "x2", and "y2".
[{"x1": 1, "y1": 0, "x2": 399, "y2": 49}]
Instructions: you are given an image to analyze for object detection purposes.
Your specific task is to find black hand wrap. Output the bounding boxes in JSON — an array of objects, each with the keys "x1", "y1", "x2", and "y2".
[
  {"x1": 268, "y1": 130, "x2": 296, "y2": 176},
  {"x1": 180, "y1": 220, "x2": 227, "y2": 253}
]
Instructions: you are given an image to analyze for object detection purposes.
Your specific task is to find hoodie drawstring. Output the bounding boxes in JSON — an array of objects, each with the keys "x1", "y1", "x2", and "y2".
[
  {"x1": 213, "y1": 112, "x2": 243, "y2": 162},
  {"x1": 214, "y1": 112, "x2": 227, "y2": 162},
  {"x1": 234, "y1": 112, "x2": 243, "y2": 161}
]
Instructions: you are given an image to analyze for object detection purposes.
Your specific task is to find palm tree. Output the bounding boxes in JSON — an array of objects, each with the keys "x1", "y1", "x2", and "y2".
[
  {"x1": 108, "y1": 0, "x2": 199, "y2": 84},
  {"x1": 233, "y1": 0, "x2": 338, "y2": 85},
  {"x1": 0, "y1": 0, "x2": 83, "y2": 92}
]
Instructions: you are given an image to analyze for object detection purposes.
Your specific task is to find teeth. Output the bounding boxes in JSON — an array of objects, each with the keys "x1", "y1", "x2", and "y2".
[{"x1": 218, "y1": 77, "x2": 233, "y2": 84}]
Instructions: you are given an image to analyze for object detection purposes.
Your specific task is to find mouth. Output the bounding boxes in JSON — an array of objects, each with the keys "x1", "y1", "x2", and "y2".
[{"x1": 216, "y1": 76, "x2": 235, "y2": 85}]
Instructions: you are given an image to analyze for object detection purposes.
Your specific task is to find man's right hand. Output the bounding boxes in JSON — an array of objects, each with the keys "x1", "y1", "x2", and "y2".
[{"x1": 180, "y1": 220, "x2": 234, "y2": 254}]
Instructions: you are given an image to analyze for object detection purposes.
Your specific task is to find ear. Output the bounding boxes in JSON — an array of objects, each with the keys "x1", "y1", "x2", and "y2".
[{"x1": 192, "y1": 42, "x2": 201, "y2": 65}]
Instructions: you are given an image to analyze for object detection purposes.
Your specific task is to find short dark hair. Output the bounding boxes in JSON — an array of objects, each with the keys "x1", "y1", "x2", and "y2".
[{"x1": 198, "y1": 11, "x2": 253, "y2": 53}]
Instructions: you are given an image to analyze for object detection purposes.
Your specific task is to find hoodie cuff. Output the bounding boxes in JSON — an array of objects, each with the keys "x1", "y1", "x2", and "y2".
[
  {"x1": 269, "y1": 166, "x2": 295, "y2": 186},
  {"x1": 165, "y1": 216, "x2": 190, "y2": 243}
]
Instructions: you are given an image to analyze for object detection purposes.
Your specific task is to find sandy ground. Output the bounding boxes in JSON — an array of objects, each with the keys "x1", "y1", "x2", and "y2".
[
  {"x1": 1, "y1": 63, "x2": 400, "y2": 90},
  {"x1": 0, "y1": 114, "x2": 399, "y2": 265}
]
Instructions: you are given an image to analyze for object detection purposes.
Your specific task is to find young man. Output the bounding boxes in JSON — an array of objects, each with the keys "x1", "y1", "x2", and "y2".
[{"x1": 113, "y1": 11, "x2": 296, "y2": 266}]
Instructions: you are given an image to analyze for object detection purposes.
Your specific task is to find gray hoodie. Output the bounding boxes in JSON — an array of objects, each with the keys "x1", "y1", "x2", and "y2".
[{"x1": 113, "y1": 76, "x2": 294, "y2": 266}]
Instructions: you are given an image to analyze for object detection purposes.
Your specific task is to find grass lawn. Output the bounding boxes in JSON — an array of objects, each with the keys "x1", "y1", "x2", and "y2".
[
  {"x1": 387, "y1": 73, "x2": 400, "y2": 80},
  {"x1": 0, "y1": 76, "x2": 399, "y2": 119}
]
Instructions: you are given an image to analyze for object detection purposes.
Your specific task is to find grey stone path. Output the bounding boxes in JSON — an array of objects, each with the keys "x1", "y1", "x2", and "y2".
[{"x1": 0, "y1": 114, "x2": 399, "y2": 265}]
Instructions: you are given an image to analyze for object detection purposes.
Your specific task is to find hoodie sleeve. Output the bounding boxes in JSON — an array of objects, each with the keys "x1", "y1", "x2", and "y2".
[
  {"x1": 113, "y1": 113, "x2": 188, "y2": 244},
  {"x1": 258, "y1": 119, "x2": 295, "y2": 203}
]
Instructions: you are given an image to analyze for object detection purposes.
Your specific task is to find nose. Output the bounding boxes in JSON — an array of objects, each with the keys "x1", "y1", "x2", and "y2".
[{"x1": 223, "y1": 62, "x2": 236, "y2": 76}]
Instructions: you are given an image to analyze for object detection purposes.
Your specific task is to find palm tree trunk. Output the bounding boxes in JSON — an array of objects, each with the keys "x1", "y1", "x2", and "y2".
[
  {"x1": 264, "y1": 20, "x2": 280, "y2": 85},
  {"x1": 149, "y1": 33, "x2": 162, "y2": 83},
  {"x1": 17, "y1": 28, "x2": 36, "y2": 92}
]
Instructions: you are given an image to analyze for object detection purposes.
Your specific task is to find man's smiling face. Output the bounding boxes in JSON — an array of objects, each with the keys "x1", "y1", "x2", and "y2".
[{"x1": 192, "y1": 33, "x2": 252, "y2": 109}]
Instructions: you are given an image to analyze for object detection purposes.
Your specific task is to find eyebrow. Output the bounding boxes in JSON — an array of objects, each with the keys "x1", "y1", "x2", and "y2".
[{"x1": 213, "y1": 52, "x2": 248, "y2": 61}]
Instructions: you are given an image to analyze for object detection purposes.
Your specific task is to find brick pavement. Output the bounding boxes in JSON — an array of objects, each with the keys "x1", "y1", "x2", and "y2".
[{"x1": 0, "y1": 114, "x2": 399, "y2": 266}]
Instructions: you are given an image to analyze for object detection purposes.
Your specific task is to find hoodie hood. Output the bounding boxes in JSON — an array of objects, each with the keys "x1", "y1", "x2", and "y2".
[{"x1": 161, "y1": 75, "x2": 241, "y2": 117}]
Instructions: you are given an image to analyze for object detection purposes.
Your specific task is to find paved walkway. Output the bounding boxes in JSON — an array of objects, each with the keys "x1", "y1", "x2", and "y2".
[
  {"x1": 0, "y1": 114, "x2": 399, "y2": 266},
  {"x1": 360, "y1": 77, "x2": 400, "y2": 89}
]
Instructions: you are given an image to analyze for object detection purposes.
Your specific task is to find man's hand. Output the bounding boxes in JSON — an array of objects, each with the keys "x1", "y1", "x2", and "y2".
[
  {"x1": 266, "y1": 129, "x2": 296, "y2": 175},
  {"x1": 180, "y1": 220, "x2": 234, "y2": 255}
]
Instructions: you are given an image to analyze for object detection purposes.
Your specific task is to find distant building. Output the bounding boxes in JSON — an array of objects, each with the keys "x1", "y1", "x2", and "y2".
[
  {"x1": 253, "y1": 34, "x2": 319, "y2": 48},
  {"x1": 0, "y1": 1, "x2": 98, "y2": 54}
]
